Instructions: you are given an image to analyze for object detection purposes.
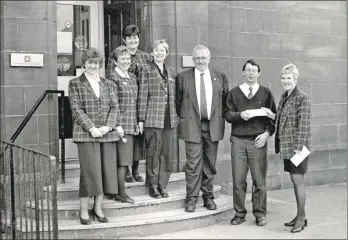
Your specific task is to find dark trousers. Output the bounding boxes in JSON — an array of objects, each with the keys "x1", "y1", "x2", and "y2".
[
  {"x1": 144, "y1": 124, "x2": 175, "y2": 189},
  {"x1": 231, "y1": 136, "x2": 268, "y2": 218},
  {"x1": 184, "y1": 121, "x2": 218, "y2": 202}
]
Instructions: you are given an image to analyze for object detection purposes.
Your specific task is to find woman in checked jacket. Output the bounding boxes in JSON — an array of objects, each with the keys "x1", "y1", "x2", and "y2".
[
  {"x1": 68, "y1": 48, "x2": 124, "y2": 225},
  {"x1": 263, "y1": 63, "x2": 311, "y2": 233},
  {"x1": 107, "y1": 45, "x2": 142, "y2": 204}
]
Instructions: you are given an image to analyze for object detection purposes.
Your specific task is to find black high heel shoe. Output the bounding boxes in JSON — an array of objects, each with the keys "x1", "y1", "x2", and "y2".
[
  {"x1": 91, "y1": 208, "x2": 108, "y2": 223},
  {"x1": 79, "y1": 213, "x2": 91, "y2": 225},
  {"x1": 285, "y1": 218, "x2": 308, "y2": 227},
  {"x1": 291, "y1": 219, "x2": 307, "y2": 233}
]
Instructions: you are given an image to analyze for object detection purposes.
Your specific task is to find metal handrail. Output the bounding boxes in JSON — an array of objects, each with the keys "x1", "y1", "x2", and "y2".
[{"x1": 5, "y1": 90, "x2": 66, "y2": 183}]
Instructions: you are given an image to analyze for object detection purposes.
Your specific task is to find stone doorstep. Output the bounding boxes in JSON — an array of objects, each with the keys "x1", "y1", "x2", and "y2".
[{"x1": 26, "y1": 186, "x2": 222, "y2": 220}]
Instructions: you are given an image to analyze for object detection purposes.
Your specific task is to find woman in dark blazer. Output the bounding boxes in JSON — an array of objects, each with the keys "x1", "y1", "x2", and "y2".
[
  {"x1": 264, "y1": 63, "x2": 311, "y2": 233},
  {"x1": 108, "y1": 45, "x2": 141, "y2": 204},
  {"x1": 137, "y1": 39, "x2": 178, "y2": 199},
  {"x1": 68, "y1": 48, "x2": 124, "y2": 224}
]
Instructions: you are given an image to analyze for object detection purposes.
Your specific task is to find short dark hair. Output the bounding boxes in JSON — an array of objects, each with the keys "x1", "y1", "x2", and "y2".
[
  {"x1": 122, "y1": 25, "x2": 140, "y2": 40},
  {"x1": 242, "y1": 59, "x2": 261, "y2": 73}
]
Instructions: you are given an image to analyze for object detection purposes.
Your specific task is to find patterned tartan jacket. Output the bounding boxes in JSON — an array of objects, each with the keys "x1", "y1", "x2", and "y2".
[
  {"x1": 106, "y1": 48, "x2": 152, "y2": 79},
  {"x1": 108, "y1": 71, "x2": 139, "y2": 135},
  {"x1": 68, "y1": 73, "x2": 121, "y2": 143},
  {"x1": 275, "y1": 87, "x2": 311, "y2": 159},
  {"x1": 137, "y1": 60, "x2": 178, "y2": 129}
]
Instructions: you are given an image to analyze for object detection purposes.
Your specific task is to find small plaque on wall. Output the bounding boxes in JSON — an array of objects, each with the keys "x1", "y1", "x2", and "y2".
[
  {"x1": 182, "y1": 55, "x2": 195, "y2": 68},
  {"x1": 10, "y1": 53, "x2": 44, "y2": 67}
]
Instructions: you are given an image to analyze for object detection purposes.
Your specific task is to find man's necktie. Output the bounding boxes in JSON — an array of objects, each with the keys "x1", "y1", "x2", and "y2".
[
  {"x1": 248, "y1": 86, "x2": 253, "y2": 99},
  {"x1": 200, "y1": 73, "x2": 208, "y2": 120}
]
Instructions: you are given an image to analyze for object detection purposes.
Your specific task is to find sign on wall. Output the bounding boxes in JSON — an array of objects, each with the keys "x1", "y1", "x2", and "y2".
[
  {"x1": 182, "y1": 56, "x2": 195, "y2": 68},
  {"x1": 10, "y1": 53, "x2": 44, "y2": 67}
]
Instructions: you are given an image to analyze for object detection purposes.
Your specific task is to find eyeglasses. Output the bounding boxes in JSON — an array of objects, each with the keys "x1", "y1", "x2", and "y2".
[
  {"x1": 194, "y1": 57, "x2": 208, "y2": 61},
  {"x1": 245, "y1": 69, "x2": 258, "y2": 73}
]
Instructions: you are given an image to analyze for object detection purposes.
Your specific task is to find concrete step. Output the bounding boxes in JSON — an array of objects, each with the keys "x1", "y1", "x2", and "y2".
[
  {"x1": 28, "y1": 185, "x2": 222, "y2": 221},
  {"x1": 50, "y1": 172, "x2": 187, "y2": 201},
  {"x1": 58, "y1": 160, "x2": 146, "y2": 180}
]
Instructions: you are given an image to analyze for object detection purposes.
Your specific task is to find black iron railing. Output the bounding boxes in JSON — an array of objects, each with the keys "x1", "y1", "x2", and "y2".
[
  {"x1": 1, "y1": 141, "x2": 58, "y2": 239},
  {"x1": 8, "y1": 90, "x2": 66, "y2": 183}
]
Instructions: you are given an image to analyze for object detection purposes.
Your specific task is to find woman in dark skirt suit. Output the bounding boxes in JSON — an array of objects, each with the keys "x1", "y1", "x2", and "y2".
[
  {"x1": 108, "y1": 45, "x2": 142, "y2": 204},
  {"x1": 263, "y1": 63, "x2": 311, "y2": 233},
  {"x1": 68, "y1": 48, "x2": 124, "y2": 224}
]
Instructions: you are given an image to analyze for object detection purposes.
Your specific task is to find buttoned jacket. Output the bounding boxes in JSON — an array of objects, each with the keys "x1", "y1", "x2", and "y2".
[
  {"x1": 109, "y1": 71, "x2": 139, "y2": 135},
  {"x1": 137, "y1": 60, "x2": 178, "y2": 129},
  {"x1": 275, "y1": 87, "x2": 311, "y2": 159},
  {"x1": 175, "y1": 67, "x2": 229, "y2": 143},
  {"x1": 68, "y1": 73, "x2": 121, "y2": 143}
]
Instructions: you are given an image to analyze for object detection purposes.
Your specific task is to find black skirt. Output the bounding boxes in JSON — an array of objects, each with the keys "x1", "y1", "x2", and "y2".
[{"x1": 283, "y1": 157, "x2": 308, "y2": 174}]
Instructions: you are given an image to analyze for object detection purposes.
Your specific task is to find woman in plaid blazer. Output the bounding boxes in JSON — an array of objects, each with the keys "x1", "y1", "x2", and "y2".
[
  {"x1": 264, "y1": 63, "x2": 311, "y2": 233},
  {"x1": 107, "y1": 46, "x2": 141, "y2": 204},
  {"x1": 68, "y1": 48, "x2": 124, "y2": 225},
  {"x1": 137, "y1": 39, "x2": 178, "y2": 199}
]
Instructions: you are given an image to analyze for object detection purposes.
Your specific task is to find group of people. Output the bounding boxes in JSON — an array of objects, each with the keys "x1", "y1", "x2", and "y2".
[{"x1": 68, "y1": 24, "x2": 311, "y2": 234}]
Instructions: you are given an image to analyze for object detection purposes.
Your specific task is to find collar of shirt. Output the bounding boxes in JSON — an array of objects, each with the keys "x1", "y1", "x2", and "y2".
[
  {"x1": 153, "y1": 61, "x2": 168, "y2": 79},
  {"x1": 194, "y1": 68, "x2": 210, "y2": 78},
  {"x1": 239, "y1": 83, "x2": 259, "y2": 98},
  {"x1": 115, "y1": 67, "x2": 130, "y2": 79},
  {"x1": 84, "y1": 73, "x2": 101, "y2": 98}
]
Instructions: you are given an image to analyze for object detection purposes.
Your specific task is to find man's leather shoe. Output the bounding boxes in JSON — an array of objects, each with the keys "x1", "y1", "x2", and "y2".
[
  {"x1": 203, "y1": 198, "x2": 217, "y2": 210},
  {"x1": 256, "y1": 216, "x2": 267, "y2": 226},
  {"x1": 185, "y1": 199, "x2": 196, "y2": 212},
  {"x1": 125, "y1": 173, "x2": 135, "y2": 183},
  {"x1": 113, "y1": 194, "x2": 135, "y2": 203},
  {"x1": 132, "y1": 172, "x2": 144, "y2": 182},
  {"x1": 149, "y1": 188, "x2": 162, "y2": 199},
  {"x1": 158, "y1": 188, "x2": 169, "y2": 198},
  {"x1": 230, "y1": 216, "x2": 246, "y2": 225}
]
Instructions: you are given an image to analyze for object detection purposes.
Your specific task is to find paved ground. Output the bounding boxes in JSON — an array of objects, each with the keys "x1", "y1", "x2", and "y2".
[{"x1": 131, "y1": 183, "x2": 347, "y2": 239}]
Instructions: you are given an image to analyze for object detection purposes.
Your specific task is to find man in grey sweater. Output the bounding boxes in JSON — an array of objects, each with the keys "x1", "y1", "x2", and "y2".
[{"x1": 224, "y1": 59, "x2": 276, "y2": 227}]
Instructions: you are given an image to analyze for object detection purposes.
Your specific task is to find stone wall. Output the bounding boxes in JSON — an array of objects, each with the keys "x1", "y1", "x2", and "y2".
[
  {"x1": 0, "y1": 1, "x2": 58, "y2": 158},
  {"x1": 150, "y1": 1, "x2": 347, "y2": 191}
]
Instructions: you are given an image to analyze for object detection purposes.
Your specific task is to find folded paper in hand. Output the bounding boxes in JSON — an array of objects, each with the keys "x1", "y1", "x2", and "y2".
[
  {"x1": 290, "y1": 146, "x2": 311, "y2": 167},
  {"x1": 246, "y1": 109, "x2": 268, "y2": 118}
]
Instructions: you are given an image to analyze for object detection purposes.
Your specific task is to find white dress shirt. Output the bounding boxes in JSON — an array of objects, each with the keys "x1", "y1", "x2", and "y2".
[
  {"x1": 195, "y1": 68, "x2": 213, "y2": 120},
  {"x1": 239, "y1": 83, "x2": 259, "y2": 98},
  {"x1": 85, "y1": 73, "x2": 101, "y2": 98},
  {"x1": 115, "y1": 67, "x2": 130, "y2": 79}
]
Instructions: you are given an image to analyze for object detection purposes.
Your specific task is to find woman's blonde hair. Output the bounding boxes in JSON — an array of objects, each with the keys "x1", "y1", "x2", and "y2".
[
  {"x1": 151, "y1": 39, "x2": 169, "y2": 53},
  {"x1": 281, "y1": 63, "x2": 299, "y2": 80},
  {"x1": 81, "y1": 48, "x2": 104, "y2": 68}
]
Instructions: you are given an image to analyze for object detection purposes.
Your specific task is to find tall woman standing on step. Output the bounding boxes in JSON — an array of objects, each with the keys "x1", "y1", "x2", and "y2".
[
  {"x1": 68, "y1": 47, "x2": 124, "y2": 225},
  {"x1": 263, "y1": 63, "x2": 311, "y2": 233}
]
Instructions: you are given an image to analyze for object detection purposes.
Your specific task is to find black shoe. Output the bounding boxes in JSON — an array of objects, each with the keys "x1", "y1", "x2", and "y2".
[
  {"x1": 114, "y1": 194, "x2": 135, "y2": 203},
  {"x1": 149, "y1": 188, "x2": 162, "y2": 199},
  {"x1": 79, "y1": 213, "x2": 91, "y2": 225},
  {"x1": 132, "y1": 172, "x2": 144, "y2": 182},
  {"x1": 203, "y1": 198, "x2": 217, "y2": 210},
  {"x1": 90, "y1": 208, "x2": 108, "y2": 223},
  {"x1": 125, "y1": 173, "x2": 135, "y2": 183},
  {"x1": 285, "y1": 218, "x2": 308, "y2": 227},
  {"x1": 185, "y1": 199, "x2": 196, "y2": 212},
  {"x1": 230, "y1": 216, "x2": 246, "y2": 225},
  {"x1": 256, "y1": 216, "x2": 267, "y2": 226},
  {"x1": 158, "y1": 188, "x2": 169, "y2": 198},
  {"x1": 291, "y1": 219, "x2": 306, "y2": 233}
]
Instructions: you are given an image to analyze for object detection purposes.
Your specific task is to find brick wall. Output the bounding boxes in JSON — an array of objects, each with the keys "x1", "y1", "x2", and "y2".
[
  {"x1": 150, "y1": 1, "x2": 347, "y2": 190},
  {"x1": 0, "y1": 1, "x2": 58, "y2": 157}
]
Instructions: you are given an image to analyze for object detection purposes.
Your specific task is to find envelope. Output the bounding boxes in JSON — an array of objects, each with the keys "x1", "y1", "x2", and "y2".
[
  {"x1": 245, "y1": 109, "x2": 267, "y2": 118},
  {"x1": 290, "y1": 146, "x2": 311, "y2": 167}
]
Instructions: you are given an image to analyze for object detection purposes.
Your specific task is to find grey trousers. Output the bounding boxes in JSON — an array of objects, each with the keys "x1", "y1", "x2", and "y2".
[
  {"x1": 231, "y1": 136, "x2": 268, "y2": 218},
  {"x1": 184, "y1": 121, "x2": 219, "y2": 202}
]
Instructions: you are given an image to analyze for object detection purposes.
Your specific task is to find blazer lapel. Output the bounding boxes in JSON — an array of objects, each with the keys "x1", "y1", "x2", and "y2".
[
  {"x1": 186, "y1": 68, "x2": 200, "y2": 115},
  {"x1": 278, "y1": 88, "x2": 299, "y2": 132},
  {"x1": 210, "y1": 68, "x2": 219, "y2": 115},
  {"x1": 80, "y1": 73, "x2": 99, "y2": 100},
  {"x1": 149, "y1": 61, "x2": 166, "y2": 91}
]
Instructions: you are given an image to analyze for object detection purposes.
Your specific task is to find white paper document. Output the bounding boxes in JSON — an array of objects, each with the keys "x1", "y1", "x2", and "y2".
[
  {"x1": 245, "y1": 109, "x2": 268, "y2": 118},
  {"x1": 290, "y1": 146, "x2": 311, "y2": 167}
]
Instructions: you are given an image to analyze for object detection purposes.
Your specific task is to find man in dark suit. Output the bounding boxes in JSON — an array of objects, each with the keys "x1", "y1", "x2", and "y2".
[{"x1": 175, "y1": 45, "x2": 229, "y2": 212}]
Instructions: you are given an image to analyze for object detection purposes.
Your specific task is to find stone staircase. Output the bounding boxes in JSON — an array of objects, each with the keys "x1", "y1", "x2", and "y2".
[{"x1": 27, "y1": 159, "x2": 234, "y2": 239}]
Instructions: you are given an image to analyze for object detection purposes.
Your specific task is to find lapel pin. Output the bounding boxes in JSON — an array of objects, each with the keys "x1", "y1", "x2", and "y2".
[{"x1": 214, "y1": 78, "x2": 216, "y2": 81}]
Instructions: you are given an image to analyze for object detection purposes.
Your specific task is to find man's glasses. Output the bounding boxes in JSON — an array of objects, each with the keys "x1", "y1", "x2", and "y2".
[
  {"x1": 244, "y1": 69, "x2": 258, "y2": 73},
  {"x1": 194, "y1": 57, "x2": 208, "y2": 61}
]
